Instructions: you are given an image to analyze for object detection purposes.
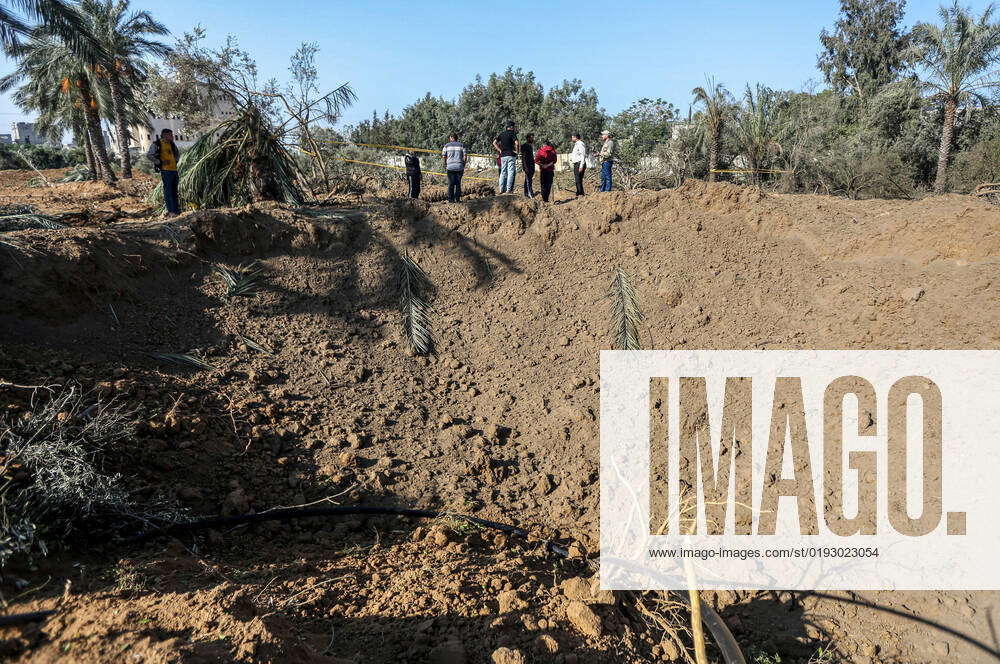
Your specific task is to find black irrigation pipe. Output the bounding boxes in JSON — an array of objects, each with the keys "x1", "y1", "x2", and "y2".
[
  {"x1": 0, "y1": 610, "x2": 55, "y2": 628},
  {"x1": 126, "y1": 505, "x2": 746, "y2": 663}
]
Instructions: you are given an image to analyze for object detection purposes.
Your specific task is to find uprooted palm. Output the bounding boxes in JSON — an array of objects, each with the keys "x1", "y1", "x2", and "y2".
[{"x1": 151, "y1": 103, "x2": 304, "y2": 210}]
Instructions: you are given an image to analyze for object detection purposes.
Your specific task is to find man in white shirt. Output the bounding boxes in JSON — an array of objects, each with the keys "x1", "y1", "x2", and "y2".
[{"x1": 570, "y1": 133, "x2": 587, "y2": 197}]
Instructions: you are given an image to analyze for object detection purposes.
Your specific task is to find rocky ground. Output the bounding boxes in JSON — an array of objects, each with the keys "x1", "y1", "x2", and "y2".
[{"x1": 0, "y1": 168, "x2": 998, "y2": 663}]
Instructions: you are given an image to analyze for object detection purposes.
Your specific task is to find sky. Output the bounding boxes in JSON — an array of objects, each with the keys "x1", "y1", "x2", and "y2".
[{"x1": 0, "y1": 0, "x2": 989, "y2": 134}]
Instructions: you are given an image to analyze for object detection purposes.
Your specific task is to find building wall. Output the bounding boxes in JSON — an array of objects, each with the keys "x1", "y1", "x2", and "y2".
[
  {"x1": 10, "y1": 122, "x2": 58, "y2": 146},
  {"x1": 108, "y1": 94, "x2": 236, "y2": 156}
]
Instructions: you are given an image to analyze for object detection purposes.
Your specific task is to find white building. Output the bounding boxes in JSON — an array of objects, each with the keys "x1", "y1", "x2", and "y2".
[
  {"x1": 10, "y1": 122, "x2": 59, "y2": 146},
  {"x1": 108, "y1": 92, "x2": 235, "y2": 156}
]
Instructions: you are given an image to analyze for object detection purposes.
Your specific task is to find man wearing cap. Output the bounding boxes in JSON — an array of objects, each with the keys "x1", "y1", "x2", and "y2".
[{"x1": 598, "y1": 130, "x2": 618, "y2": 192}]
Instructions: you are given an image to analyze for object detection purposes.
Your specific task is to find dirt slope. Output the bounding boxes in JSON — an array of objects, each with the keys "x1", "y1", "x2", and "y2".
[{"x1": 1, "y1": 181, "x2": 998, "y2": 663}]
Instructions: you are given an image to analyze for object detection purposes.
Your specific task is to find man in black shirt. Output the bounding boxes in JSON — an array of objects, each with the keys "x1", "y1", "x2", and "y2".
[
  {"x1": 404, "y1": 151, "x2": 421, "y2": 199},
  {"x1": 492, "y1": 121, "x2": 519, "y2": 194},
  {"x1": 520, "y1": 133, "x2": 536, "y2": 198}
]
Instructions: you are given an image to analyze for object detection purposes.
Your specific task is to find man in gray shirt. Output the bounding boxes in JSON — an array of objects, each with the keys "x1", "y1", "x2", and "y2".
[
  {"x1": 599, "y1": 130, "x2": 618, "y2": 192},
  {"x1": 442, "y1": 133, "x2": 467, "y2": 203}
]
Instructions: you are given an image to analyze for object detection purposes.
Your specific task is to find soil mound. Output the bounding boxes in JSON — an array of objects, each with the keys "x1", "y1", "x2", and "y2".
[{"x1": 1, "y1": 184, "x2": 998, "y2": 662}]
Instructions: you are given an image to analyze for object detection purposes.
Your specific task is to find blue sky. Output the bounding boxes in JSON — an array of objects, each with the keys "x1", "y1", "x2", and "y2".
[{"x1": 0, "y1": 0, "x2": 989, "y2": 133}]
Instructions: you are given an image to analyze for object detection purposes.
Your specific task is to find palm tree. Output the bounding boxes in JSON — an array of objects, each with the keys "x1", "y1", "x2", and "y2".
[
  {"x1": 691, "y1": 77, "x2": 731, "y2": 182},
  {"x1": 911, "y1": 2, "x2": 1000, "y2": 193},
  {"x1": 1, "y1": 0, "x2": 95, "y2": 54},
  {"x1": 732, "y1": 84, "x2": 783, "y2": 186},
  {"x1": 80, "y1": 0, "x2": 169, "y2": 178},
  {"x1": 0, "y1": 32, "x2": 118, "y2": 182}
]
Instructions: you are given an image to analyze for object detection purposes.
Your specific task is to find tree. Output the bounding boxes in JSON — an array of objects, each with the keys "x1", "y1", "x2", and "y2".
[
  {"x1": 608, "y1": 98, "x2": 676, "y2": 151},
  {"x1": 910, "y1": 1, "x2": 1000, "y2": 192},
  {"x1": 146, "y1": 31, "x2": 354, "y2": 206},
  {"x1": 0, "y1": 0, "x2": 93, "y2": 53},
  {"x1": 0, "y1": 31, "x2": 118, "y2": 182},
  {"x1": 456, "y1": 68, "x2": 545, "y2": 150},
  {"x1": 606, "y1": 98, "x2": 677, "y2": 189},
  {"x1": 537, "y1": 78, "x2": 605, "y2": 149},
  {"x1": 818, "y1": 0, "x2": 912, "y2": 99},
  {"x1": 733, "y1": 84, "x2": 783, "y2": 185},
  {"x1": 348, "y1": 71, "x2": 605, "y2": 154},
  {"x1": 285, "y1": 41, "x2": 356, "y2": 191},
  {"x1": 80, "y1": 0, "x2": 169, "y2": 179},
  {"x1": 691, "y1": 78, "x2": 732, "y2": 181}
]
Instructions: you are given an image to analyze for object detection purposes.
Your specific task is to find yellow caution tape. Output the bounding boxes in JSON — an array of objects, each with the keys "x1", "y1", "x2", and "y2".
[
  {"x1": 319, "y1": 139, "x2": 495, "y2": 160},
  {"x1": 710, "y1": 168, "x2": 789, "y2": 174},
  {"x1": 326, "y1": 155, "x2": 496, "y2": 182}
]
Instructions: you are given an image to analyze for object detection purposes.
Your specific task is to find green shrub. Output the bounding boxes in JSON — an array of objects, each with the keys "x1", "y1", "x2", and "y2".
[
  {"x1": 947, "y1": 138, "x2": 1000, "y2": 193},
  {"x1": 0, "y1": 144, "x2": 86, "y2": 171}
]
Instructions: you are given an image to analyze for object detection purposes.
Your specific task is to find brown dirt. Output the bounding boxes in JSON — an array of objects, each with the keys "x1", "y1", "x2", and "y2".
[
  {"x1": 0, "y1": 167, "x2": 157, "y2": 225},
  {"x1": 1, "y1": 180, "x2": 998, "y2": 663}
]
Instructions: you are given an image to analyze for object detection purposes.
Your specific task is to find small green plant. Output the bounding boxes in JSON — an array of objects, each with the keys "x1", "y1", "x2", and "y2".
[
  {"x1": 750, "y1": 646, "x2": 835, "y2": 664},
  {"x1": 112, "y1": 560, "x2": 152, "y2": 595}
]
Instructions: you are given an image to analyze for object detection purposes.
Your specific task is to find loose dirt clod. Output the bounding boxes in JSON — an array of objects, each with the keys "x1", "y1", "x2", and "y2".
[{"x1": 0, "y1": 173, "x2": 997, "y2": 662}]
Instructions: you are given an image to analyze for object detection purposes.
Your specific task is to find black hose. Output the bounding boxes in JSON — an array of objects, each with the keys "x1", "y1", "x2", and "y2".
[
  {"x1": 0, "y1": 609, "x2": 55, "y2": 627},
  {"x1": 128, "y1": 504, "x2": 744, "y2": 662}
]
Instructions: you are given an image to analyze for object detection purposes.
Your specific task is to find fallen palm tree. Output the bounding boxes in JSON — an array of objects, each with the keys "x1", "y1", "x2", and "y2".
[
  {"x1": 146, "y1": 36, "x2": 355, "y2": 209},
  {"x1": 151, "y1": 104, "x2": 304, "y2": 210}
]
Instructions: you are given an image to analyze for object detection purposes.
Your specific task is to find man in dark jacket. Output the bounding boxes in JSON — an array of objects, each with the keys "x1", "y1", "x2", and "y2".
[
  {"x1": 404, "y1": 151, "x2": 421, "y2": 199},
  {"x1": 146, "y1": 128, "x2": 181, "y2": 216},
  {"x1": 520, "y1": 133, "x2": 536, "y2": 198}
]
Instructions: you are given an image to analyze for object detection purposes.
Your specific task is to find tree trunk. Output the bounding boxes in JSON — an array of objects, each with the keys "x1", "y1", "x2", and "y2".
[
  {"x1": 934, "y1": 98, "x2": 956, "y2": 194},
  {"x1": 708, "y1": 127, "x2": 720, "y2": 183},
  {"x1": 108, "y1": 73, "x2": 133, "y2": 179},
  {"x1": 79, "y1": 80, "x2": 117, "y2": 183},
  {"x1": 83, "y1": 129, "x2": 97, "y2": 179}
]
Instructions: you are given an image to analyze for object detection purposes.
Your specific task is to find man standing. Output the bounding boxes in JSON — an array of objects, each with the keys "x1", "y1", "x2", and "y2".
[
  {"x1": 147, "y1": 128, "x2": 181, "y2": 216},
  {"x1": 534, "y1": 139, "x2": 558, "y2": 202},
  {"x1": 404, "y1": 151, "x2": 421, "y2": 199},
  {"x1": 570, "y1": 132, "x2": 588, "y2": 197},
  {"x1": 598, "y1": 130, "x2": 618, "y2": 192},
  {"x1": 520, "y1": 133, "x2": 536, "y2": 198},
  {"x1": 493, "y1": 121, "x2": 519, "y2": 194},
  {"x1": 442, "y1": 133, "x2": 467, "y2": 203}
]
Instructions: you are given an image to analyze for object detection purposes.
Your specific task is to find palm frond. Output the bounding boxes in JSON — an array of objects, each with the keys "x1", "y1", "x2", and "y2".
[
  {"x1": 399, "y1": 252, "x2": 434, "y2": 356},
  {"x1": 0, "y1": 212, "x2": 67, "y2": 232},
  {"x1": 147, "y1": 352, "x2": 213, "y2": 371},
  {"x1": 59, "y1": 164, "x2": 93, "y2": 181},
  {"x1": 150, "y1": 104, "x2": 304, "y2": 210},
  {"x1": 236, "y1": 333, "x2": 274, "y2": 355},
  {"x1": 214, "y1": 262, "x2": 266, "y2": 298},
  {"x1": 609, "y1": 267, "x2": 643, "y2": 351}
]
